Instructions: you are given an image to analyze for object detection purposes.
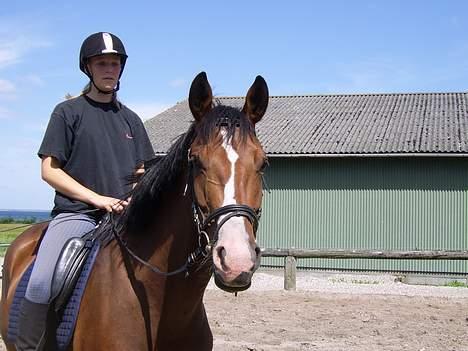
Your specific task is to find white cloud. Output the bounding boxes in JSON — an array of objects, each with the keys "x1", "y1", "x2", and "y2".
[
  {"x1": 0, "y1": 47, "x2": 19, "y2": 68},
  {"x1": 0, "y1": 21, "x2": 50, "y2": 102},
  {"x1": 169, "y1": 78, "x2": 186, "y2": 88},
  {"x1": 0, "y1": 37, "x2": 50, "y2": 69},
  {"x1": 0, "y1": 75, "x2": 46, "y2": 102},
  {"x1": 0, "y1": 18, "x2": 52, "y2": 69},
  {"x1": 0, "y1": 105, "x2": 14, "y2": 119},
  {"x1": 126, "y1": 101, "x2": 172, "y2": 121},
  {"x1": 21, "y1": 74, "x2": 45, "y2": 87},
  {"x1": 0, "y1": 79, "x2": 16, "y2": 94},
  {"x1": 324, "y1": 58, "x2": 415, "y2": 94}
]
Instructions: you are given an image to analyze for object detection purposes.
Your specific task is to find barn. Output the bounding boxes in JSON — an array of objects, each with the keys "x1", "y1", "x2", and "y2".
[{"x1": 144, "y1": 92, "x2": 468, "y2": 275}]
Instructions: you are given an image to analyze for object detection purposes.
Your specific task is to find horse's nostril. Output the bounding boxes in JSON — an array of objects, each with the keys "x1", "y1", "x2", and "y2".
[
  {"x1": 217, "y1": 246, "x2": 226, "y2": 258},
  {"x1": 254, "y1": 245, "x2": 261, "y2": 258},
  {"x1": 217, "y1": 246, "x2": 228, "y2": 270}
]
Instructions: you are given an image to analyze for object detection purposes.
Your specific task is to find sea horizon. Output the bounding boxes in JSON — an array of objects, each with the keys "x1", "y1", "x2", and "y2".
[
  {"x1": 0, "y1": 209, "x2": 51, "y2": 222},
  {"x1": 0, "y1": 209, "x2": 50, "y2": 212}
]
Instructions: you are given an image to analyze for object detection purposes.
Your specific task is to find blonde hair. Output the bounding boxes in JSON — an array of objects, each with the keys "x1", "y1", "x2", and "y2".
[
  {"x1": 81, "y1": 82, "x2": 92, "y2": 95},
  {"x1": 64, "y1": 83, "x2": 91, "y2": 100}
]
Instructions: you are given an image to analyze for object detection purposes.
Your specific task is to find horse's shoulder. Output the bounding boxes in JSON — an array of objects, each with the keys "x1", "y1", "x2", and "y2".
[
  {"x1": 10, "y1": 223, "x2": 47, "y2": 252},
  {"x1": 4, "y1": 223, "x2": 48, "y2": 273}
]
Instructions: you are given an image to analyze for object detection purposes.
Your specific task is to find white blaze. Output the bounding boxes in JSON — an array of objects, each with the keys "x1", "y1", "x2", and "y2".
[{"x1": 218, "y1": 130, "x2": 250, "y2": 245}]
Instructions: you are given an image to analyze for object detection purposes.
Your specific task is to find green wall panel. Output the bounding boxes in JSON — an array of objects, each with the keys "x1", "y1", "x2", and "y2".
[{"x1": 257, "y1": 157, "x2": 468, "y2": 274}]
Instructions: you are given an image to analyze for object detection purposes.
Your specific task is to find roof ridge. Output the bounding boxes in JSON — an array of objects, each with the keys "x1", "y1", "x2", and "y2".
[
  {"x1": 216, "y1": 92, "x2": 468, "y2": 99},
  {"x1": 173, "y1": 92, "x2": 468, "y2": 103}
]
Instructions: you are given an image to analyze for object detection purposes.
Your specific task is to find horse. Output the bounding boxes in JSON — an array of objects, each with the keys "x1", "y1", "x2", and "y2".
[{"x1": 0, "y1": 71, "x2": 269, "y2": 350}]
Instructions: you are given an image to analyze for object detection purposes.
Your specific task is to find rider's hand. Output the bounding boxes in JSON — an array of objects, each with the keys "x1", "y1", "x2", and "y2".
[
  {"x1": 90, "y1": 195, "x2": 128, "y2": 213},
  {"x1": 134, "y1": 167, "x2": 145, "y2": 177}
]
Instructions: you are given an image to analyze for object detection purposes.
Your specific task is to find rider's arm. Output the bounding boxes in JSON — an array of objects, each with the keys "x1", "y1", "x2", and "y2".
[{"x1": 41, "y1": 156, "x2": 127, "y2": 212}]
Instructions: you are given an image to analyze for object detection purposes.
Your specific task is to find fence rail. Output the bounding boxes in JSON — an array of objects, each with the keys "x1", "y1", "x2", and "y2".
[
  {"x1": 1, "y1": 244, "x2": 467, "y2": 290},
  {"x1": 261, "y1": 248, "x2": 468, "y2": 260},
  {"x1": 261, "y1": 248, "x2": 468, "y2": 290}
]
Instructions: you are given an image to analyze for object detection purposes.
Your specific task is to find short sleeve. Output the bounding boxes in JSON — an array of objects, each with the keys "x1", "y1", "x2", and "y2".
[
  {"x1": 37, "y1": 109, "x2": 75, "y2": 166},
  {"x1": 133, "y1": 119, "x2": 155, "y2": 165}
]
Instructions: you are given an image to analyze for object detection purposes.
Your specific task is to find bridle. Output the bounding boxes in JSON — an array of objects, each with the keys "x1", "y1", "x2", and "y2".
[
  {"x1": 187, "y1": 115, "x2": 262, "y2": 248},
  {"x1": 188, "y1": 154, "x2": 262, "y2": 255},
  {"x1": 111, "y1": 149, "x2": 263, "y2": 277}
]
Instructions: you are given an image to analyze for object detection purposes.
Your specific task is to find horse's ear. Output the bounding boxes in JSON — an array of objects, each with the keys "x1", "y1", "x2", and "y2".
[
  {"x1": 189, "y1": 72, "x2": 213, "y2": 121},
  {"x1": 242, "y1": 75, "x2": 269, "y2": 124}
]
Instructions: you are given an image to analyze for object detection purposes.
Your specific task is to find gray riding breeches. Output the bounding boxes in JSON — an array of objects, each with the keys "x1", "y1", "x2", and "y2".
[{"x1": 25, "y1": 213, "x2": 97, "y2": 304}]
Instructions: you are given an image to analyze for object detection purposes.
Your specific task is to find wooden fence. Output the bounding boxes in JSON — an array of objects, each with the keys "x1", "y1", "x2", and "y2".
[
  {"x1": 261, "y1": 248, "x2": 468, "y2": 290},
  {"x1": 1, "y1": 243, "x2": 467, "y2": 290}
]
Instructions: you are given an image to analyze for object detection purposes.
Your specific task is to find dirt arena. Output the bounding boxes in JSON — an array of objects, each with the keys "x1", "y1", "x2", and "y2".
[
  {"x1": 1, "y1": 272, "x2": 467, "y2": 351},
  {"x1": 204, "y1": 289, "x2": 468, "y2": 351}
]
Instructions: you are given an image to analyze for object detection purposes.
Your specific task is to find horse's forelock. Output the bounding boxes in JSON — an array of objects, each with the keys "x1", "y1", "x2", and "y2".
[{"x1": 196, "y1": 104, "x2": 255, "y2": 145}]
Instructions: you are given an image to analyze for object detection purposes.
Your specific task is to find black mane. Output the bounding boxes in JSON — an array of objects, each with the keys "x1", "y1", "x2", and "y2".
[{"x1": 120, "y1": 103, "x2": 255, "y2": 235}]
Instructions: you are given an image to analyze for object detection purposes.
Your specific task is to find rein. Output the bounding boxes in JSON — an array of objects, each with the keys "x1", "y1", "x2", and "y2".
[{"x1": 109, "y1": 212, "x2": 203, "y2": 277}]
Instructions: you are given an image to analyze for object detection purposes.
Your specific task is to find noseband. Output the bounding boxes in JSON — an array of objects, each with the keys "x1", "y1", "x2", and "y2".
[{"x1": 192, "y1": 200, "x2": 261, "y2": 249}]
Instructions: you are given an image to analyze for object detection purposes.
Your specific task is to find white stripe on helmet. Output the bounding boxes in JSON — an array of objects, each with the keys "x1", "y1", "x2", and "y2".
[{"x1": 101, "y1": 32, "x2": 118, "y2": 54}]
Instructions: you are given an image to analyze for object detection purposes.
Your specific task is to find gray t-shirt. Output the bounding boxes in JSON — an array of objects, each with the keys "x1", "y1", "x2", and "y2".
[{"x1": 38, "y1": 95, "x2": 155, "y2": 218}]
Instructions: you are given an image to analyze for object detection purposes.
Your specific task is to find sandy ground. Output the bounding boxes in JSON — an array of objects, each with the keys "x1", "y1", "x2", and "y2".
[
  {"x1": 204, "y1": 290, "x2": 468, "y2": 351},
  {"x1": 1, "y1": 271, "x2": 467, "y2": 351}
]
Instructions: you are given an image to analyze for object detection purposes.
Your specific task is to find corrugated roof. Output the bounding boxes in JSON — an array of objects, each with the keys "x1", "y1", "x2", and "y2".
[{"x1": 144, "y1": 92, "x2": 468, "y2": 156}]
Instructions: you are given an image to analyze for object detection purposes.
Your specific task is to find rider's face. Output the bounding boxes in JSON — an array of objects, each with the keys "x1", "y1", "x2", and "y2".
[{"x1": 87, "y1": 54, "x2": 122, "y2": 92}]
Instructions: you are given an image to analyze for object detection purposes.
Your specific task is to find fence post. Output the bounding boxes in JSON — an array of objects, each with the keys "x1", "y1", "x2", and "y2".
[{"x1": 284, "y1": 255, "x2": 297, "y2": 291}]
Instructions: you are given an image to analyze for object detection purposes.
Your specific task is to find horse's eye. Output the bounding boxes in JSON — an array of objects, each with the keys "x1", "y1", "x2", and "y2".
[{"x1": 190, "y1": 155, "x2": 204, "y2": 170}]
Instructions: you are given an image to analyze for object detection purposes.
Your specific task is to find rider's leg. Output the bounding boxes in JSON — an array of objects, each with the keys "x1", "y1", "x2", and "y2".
[{"x1": 16, "y1": 213, "x2": 96, "y2": 351}]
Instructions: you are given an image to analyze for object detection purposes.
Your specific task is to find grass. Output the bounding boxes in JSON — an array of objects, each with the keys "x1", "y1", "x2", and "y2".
[
  {"x1": 0, "y1": 223, "x2": 32, "y2": 256},
  {"x1": 445, "y1": 280, "x2": 468, "y2": 288}
]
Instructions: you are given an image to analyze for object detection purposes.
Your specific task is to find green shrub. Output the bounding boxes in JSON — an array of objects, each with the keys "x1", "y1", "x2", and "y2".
[
  {"x1": 445, "y1": 281, "x2": 468, "y2": 288},
  {"x1": 0, "y1": 217, "x2": 15, "y2": 224},
  {"x1": 0, "y1": 217, "x2": 37, "y2": 224}
]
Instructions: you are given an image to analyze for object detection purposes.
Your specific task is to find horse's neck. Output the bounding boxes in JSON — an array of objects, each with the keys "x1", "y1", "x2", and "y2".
[
  {"x1": 125, "y1": 176, "x2": 197, "y2": 266},
  {"x1": 109, "y1": 176, "x2": 211, "y2": 339}
]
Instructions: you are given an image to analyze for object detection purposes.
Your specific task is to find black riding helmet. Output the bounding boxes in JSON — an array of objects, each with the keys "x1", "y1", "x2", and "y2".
[{"x1": 79, "y1": 32, "x2": 128, "y2": 93}]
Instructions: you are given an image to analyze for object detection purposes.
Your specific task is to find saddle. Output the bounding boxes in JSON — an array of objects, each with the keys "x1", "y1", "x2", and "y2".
[
  {"x1": 51, "y1": 232, "x2": 98, "y2": 311},
  {"x1": 7, "y1": 215, "x2": 113, "y2": 350}
]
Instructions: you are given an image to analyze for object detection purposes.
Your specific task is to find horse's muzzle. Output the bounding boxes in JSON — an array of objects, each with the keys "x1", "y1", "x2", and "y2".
[
  {"x1": 213, "y1": 271, "x2": 253, "y2": 293},
  {"x1": 212, "y1": 245, "x2": 261, "y2": 293}
]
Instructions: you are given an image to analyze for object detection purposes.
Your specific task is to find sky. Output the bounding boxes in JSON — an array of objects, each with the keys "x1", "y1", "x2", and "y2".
[{"x1": 2, "y1": 0, "x2": 468, "y2": 210}]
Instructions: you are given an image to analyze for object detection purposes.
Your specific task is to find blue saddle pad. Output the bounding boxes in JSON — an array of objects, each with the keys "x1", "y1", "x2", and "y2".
[{"x1": 7, "y1": 241, "x2": 100, "y2": 350}]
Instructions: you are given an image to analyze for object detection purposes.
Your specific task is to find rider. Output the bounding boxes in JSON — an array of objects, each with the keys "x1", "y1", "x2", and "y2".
[{"x1": 16, "y1": 32, "x2": 155, "y2": 350}]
